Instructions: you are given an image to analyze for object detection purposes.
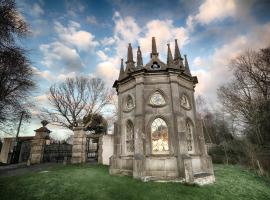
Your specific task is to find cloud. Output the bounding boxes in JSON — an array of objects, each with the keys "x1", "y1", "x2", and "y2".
[
  {"x1": 192, "y1": 56, "x2": 205, "y2": 67},
  {"x1": 96, "y1": 59, "x2": 120, "y2": 84},
  {"x1": 54, "y1": 21, "x2": 99, "y2": 51},
  {"x1": 57, "y1": 71, "x2": 77, "y2": 81},
  {"x1": 138, "y1": 19, "x2": 189, "y2": 59},
  {"x1": 187, "y1": 0, "x2": 237, "y2": 30},
  {"x1": 196, "y1": 0, "x2": 236, "y2": 24},
  {"x1": 96, "y1": 50, "x2": 109, "y2": 61},
  {"x1": 35, "y1": 94, "x2": 48, "y2": 102},
  {"x1": 86, "y1": 16, "x2": 97, "y2": 25},
  {"x1": 32, "y1": 66, "x2": 54, "y2": 81},
  {"x1": 97, "y1": 12, "x2": 189, "y2": 84},
  {"x1": 101, "y1": 37, "x2": 116, "y2": 46},
  {"x1": 192, "y1": 22, "x2": 270, "y2": 102},
  {"x1": 40, "y1": 42, "x2": 84, "y2": 70},
  {"x1": 32, "y1": 3, "x2": 44, "y2": 17}
]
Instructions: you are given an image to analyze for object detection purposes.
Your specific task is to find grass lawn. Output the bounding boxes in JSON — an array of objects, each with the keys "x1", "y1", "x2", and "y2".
[{"x1": 0, "y1": 164, "x2": 269, "y2": 200}]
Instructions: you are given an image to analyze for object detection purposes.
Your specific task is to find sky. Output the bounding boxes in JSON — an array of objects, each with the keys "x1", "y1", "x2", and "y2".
[{"x1": 7, "y1": 0, "x2": 270, "y2": 139}]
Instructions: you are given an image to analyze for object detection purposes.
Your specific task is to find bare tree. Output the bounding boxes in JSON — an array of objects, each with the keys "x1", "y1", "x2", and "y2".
[
  {"x1": 41, "y1": 76, "x2": 113, "y2": 130},
  {"x1": 0, "y1": 0, "x2": 35, "y2": 131},
  {"x1": 218, "y1": 48, "x2": 270, "y2": 145}
]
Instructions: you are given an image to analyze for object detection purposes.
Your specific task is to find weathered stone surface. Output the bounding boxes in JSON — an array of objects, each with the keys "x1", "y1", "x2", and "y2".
[
  {"x1": 110, "y1": 38, "x2": 215, "y2": 184},
  {"x1": 30, "y1": 125, "x2": 50, "y2": 164},
  {"x1": 71, "y1": 126, "x2": 86, "y2": 164}
]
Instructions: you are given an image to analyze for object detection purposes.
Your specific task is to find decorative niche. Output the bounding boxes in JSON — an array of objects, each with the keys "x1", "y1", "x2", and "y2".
[
  {"x1": 180, "y1": 94, "x2": 191, "y2": 110},
  {"x1": 123, "y1": 94, "x2": 135, "y2": 112}
]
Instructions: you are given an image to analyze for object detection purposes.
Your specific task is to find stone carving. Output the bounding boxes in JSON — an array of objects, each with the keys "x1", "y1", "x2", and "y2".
[{"x1": 110, "y1": 37, "x2": 215, "y2": 185}]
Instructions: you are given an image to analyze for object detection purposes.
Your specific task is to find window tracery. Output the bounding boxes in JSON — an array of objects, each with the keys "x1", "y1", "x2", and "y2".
[
  {"x1": 150, "y1": 92, "x2": 166, "y2": 106},
  {"x1": 151, "y1": 118, "x2": 169, "y2": 153},
  {"x1": 126, "y1": 120, "x2": 134, "y2": 153},
  {"x1": 186, "y1": 121, "x2": 194, "y2": 153}
]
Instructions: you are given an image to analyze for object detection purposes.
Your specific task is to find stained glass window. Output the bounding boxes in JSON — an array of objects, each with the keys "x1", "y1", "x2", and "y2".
[
  {"x1": 126, "y1": 95, "x2": 134, "y2": 109},
  {"x1": 151, "y1": 118, "x2": 169, "y2": 153},
  {"x1": 181, "y1": 95, "x2": 191, "y2": 109},
  {"x1": 186, "y1": 122, "x2": 193, "y2": 153},
  {"x1": 150, "y1": 92, "x2": 166, "y2": 106},
  {"x1": 126, "y1": 120, "x2": 134, "y2": 153}
]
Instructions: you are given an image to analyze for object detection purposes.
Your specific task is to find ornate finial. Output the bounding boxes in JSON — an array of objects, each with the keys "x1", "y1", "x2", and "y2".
[
  {"x1": 127, "y1": 43, "x2": 134, "y2": 63},
  {"x1": 118, "y1": 58, "x2": 125, "y2": 80},
  {"x1": 184, "y1": 54, "x2": 191, "y2": 76},
  {"x1": 41, "y1": 120, "x2": 49, "y2": 127},
  {"x1": 137, "y1": 46, "x2": 143, "y2": 68},
  {"x1": 151, "y1": 37, "x2": 159, "y2": 58},
  {"x1": 125, "y1": 43, "x2": 135, "y2": 72},
  {"x1": 167, "y1": 43, "x2": 173, "y2": 65},
  {"x1": 174, "y1": 39, "x2": 180, "y2": 61}
]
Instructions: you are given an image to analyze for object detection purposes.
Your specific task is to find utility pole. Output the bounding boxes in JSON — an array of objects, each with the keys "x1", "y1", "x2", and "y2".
[
  {"x1": 15, "y1": 111, "x2": 25, "y2": 142},
  {"x1": 11, "y1": 111, "x2": 25, "y2": 164}
]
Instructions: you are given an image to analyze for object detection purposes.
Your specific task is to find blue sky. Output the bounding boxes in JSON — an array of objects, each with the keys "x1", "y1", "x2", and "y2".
[{"x1": 7, "y1": 0, "x2": 270, "y2": 139}]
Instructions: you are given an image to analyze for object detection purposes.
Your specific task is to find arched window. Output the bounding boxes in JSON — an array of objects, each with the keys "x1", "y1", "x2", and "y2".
[
  {"x1": 126, "y1": 120, "x2": 134, "y2": 153},
  {"x1": 151, "y1": 118, "x2": 169, "y2": 154},
  {"x1": 181, "y1": 94, "x2": 191, "y2": 109},
  {"x1": 186, "y1": 121, "x2": 194, "y2": 153},
  {"x1": 150, "y1": 92, "x2": 166, "y2": 106},
  {"x1": 126, "y1": 95, "x2": 134, "y2": 109}
]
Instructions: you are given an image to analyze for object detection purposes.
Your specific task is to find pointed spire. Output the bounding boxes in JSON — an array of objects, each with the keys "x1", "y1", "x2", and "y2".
[
  {"x1": 125, "y1": 43, "x2": 135, "y2": 73},
  {"x1": 174, "y1": 39, "x2": 184, "y2": 61},
  {"x1": 137, "y1": 46, "x2": 143, "y2": 68},
  {"x1": 167, "y1": 43, "x2": 173, "y2": 65},
  {"x1": 150, "y1": 37, "x2": 159, "y2": 58},
  {"x1": 118, "y1": 58, "x2": 125, "y2": 80},
  {"x1": 184, "y1": 55, "x2": 191, "y2": 76},
  {"x1": 127, "y1": 43, "x2": 134, "y2": 63}
]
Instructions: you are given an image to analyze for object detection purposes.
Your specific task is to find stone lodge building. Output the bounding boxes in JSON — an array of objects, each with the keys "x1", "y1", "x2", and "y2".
[{"x1": 109, "y1": 37, "x2": 215, "y2": 184}]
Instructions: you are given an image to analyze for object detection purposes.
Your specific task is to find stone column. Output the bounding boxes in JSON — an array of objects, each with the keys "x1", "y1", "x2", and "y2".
[
  {"x1": 133, "y1": 75, "x2": 145, "y2": 179},
  {"x1": 30, "y1": 121, "x2": 51, "y2": 164},
  {"x1": 71, "y1": 126, "x2": 86, "y2": 164}
]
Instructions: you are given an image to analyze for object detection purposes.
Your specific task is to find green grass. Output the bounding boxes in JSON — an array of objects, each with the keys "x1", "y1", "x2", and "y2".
[{"x1": 0, "y1": 164, "x2": 270, "y2": 200}]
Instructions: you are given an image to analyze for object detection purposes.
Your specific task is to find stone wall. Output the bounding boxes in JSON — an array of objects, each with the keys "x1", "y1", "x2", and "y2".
[
  {"x1": 71, "y1": 126, "x2": 86, "y2": 163},
  {"x1": 0, "y1": 138, "x2": 13, "y2": 163},
  {"x1": 98, "y1": 134, "x2": 114, "y2": 165}
]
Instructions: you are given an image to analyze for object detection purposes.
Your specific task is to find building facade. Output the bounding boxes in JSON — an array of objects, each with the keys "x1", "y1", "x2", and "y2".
[{"x1": 109, "y1": 37, "x2": 215, "y2": 184}]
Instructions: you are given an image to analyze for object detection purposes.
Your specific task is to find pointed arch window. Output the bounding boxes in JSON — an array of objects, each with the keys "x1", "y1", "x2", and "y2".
[
  {"x1": 181, "y1": 94, "x2": 191, "y2": 109},
  {"x1": 126, "y1": 120, "x2": 134, "y2": 153},
  {"x1": 150, "y1": 92, "x2": 166, "y2": 106},
  {"x1": 186, "y1": 121, "x2": 194, "y2": 153},
  {"x1": 151, "y1": 118, "x2": 169, "y2": 154}
]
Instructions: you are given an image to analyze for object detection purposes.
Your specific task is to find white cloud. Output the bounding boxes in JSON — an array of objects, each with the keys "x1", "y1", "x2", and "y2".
[
  {"x1": 86, "y1": 16, "x2": 97, "y2": 25},
  {"x1": 193, "y1": 22, "x2": 270, "y2": 103},
  {"x1": 101, "y1": 37, "x2": 116, "y2": 46},
  {"x1": 95, "y1": 12, "x2": 189, "y2": 84},
  {"x1": 192, "y1": 56, "x2": 204, "y2": 67},
  {"x1": 54, "y1": 21, "x2": 99, "y2": 51},
  {"x1": 138, "y1": 19, "x2": 189, "y2": 59},
  {"x1": 40, "y1": 42, "x2": 84, "y2": 70},
  {"x1": 187, "y1": 0, "x2": 237, "y2": 30},
  {"x1": 32, "y1": 3, "x2": 44, "y2": 17},
  {"x1": 96, "y1": 50, "x2": 109, "y2": 61},
  {"x1": 196, "y1": 0, "x2": 236, "y2": 24},
  {"x1": 35, "y1": 94, "x2": 47, "y2": 102},
  {"x1": 32, "y1": 66, "x2": 54, "y2": 81},
  {"x1": 96, "y1": 58, "x2": 120, "y2": 84},
  {"x1": 57, "y1": 71, "x2": 77, "y2": 81}
]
